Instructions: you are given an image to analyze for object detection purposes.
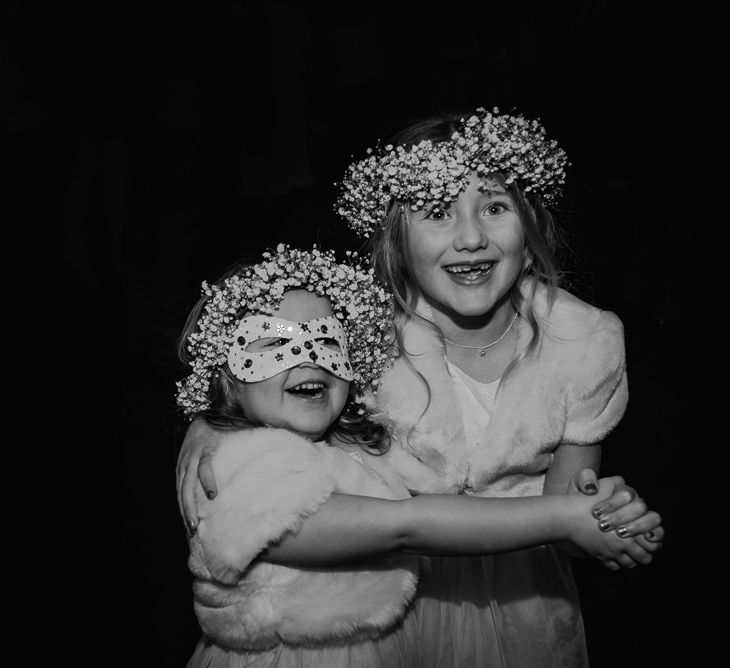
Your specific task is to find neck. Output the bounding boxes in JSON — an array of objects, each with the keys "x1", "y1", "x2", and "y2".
[{"x1": 424, "y1": 295, "x2": 517, "y2": 347}]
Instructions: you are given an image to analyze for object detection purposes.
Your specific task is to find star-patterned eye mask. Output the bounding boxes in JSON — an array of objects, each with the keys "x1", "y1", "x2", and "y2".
[{"x1": 227, "y1": 314, "x2": 353, "y2": 383}]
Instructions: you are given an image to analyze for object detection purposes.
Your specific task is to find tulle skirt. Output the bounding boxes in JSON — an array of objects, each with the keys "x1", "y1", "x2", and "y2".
[
  {"x1": 414, "y1": 546, "x2": 589, "y2": 668},
  {"x1": 188, "y1": 546, "x2": 586, "y2": 668}
]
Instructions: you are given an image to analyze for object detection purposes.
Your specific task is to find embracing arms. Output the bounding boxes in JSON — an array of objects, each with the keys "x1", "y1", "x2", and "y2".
[
  {"x1": 253, "y1": 483, "x2": 652, "y2": 570},
  {"x1": 180, "y1": 422, "x2": 662, "y2": 572}
]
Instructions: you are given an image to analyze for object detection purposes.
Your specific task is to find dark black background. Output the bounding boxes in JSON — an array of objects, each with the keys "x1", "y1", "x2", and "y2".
[{"x1": 13, "y1": 1, "x2": 695, "y2": 666}]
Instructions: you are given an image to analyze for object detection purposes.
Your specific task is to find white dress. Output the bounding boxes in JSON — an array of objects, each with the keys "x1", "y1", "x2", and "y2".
[
  {"x1": 369, "y1": 284, "x2": 628, "y2": 667},
  {"x1": 411, "y1": 361, "x2": 588, "y2": 668}
]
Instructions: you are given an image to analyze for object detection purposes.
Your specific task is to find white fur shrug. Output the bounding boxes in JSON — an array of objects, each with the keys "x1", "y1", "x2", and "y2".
[
  {"x1": 368, "y1": 284, "x2": 629, "y2": 498},
  {"x1": 189, "y1": 428, "x2": 419, "y2": 651}
]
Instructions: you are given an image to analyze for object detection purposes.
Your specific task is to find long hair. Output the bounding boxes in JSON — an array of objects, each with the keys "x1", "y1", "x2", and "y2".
[{"x1": 369, "y1": 110, "x2": 568, "y2": 427}]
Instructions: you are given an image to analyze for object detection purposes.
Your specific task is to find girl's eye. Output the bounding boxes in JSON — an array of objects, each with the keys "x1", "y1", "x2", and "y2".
[
  {"x1": 315, "y1": 337, "x2": 341, "y2": 351},
  {"x1": 485, "y1": 202, "x2": 508, "y2": 215},
  {"x1": 427, "y1": 206, "x2": 448, "y2": 221},
  {"x1": 266, "y1": 338, "x2": 289, "y2": 347},
  {"x1": 246, "y1": 337, "x2": 289, "y2": 351}
]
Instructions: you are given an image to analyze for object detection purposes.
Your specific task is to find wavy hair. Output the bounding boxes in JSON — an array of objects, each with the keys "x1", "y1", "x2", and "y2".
[{"x1": 368, "y1": 109, "x2": 569, "y2": 428}]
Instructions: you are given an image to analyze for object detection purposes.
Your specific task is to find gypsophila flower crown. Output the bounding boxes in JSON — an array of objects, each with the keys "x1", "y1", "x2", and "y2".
[
  {"x1": 336, "y1": 107, "x2": 570, "y2": 238},
  {"x1": 175, "y1": 244, "x2": 395, "y2": 419}
]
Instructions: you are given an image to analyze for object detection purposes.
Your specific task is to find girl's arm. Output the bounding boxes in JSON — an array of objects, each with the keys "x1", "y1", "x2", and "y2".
[
  {"x1": 258, "y1": 482, "x2": 659, "y2": 571},
  {"x1": 178, "y1": 426, "x2": 662, "y2": 547},
  {"x1": 543, "y1": 443, "x2": 603, "y2": 496}
]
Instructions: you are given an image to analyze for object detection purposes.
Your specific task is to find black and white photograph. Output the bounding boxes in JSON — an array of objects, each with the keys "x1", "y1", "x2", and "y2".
[{"x1": 16, "y1": 1, "x2": 698, "y2": 666}]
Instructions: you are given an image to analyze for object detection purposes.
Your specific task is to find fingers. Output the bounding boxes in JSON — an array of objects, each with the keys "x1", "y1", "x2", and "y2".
[
  {"x1": 573, "y1": 468, "x2": 599, "y2": 495},
  {"x1": 182, "y1": 464, "x2": 200, "y2": 532},
  {"x1": 176, "y1": 454, "x2": 192, "y2": 531},
  {"x1": 603, "y1": 535, "x2": 659, "y2": 569},
  {"x1": 621, "y1": 540, "x2": 654, "y2": 566},
  {"x1": 635, "y1": 531, "x2": 664, "y2": 553},
  {"x1": 598, "y1": 475, "x2": 626, "y2": 487},
  {"x1": 198, "y1": 451, "x2": 218, "y2": 500},
  {"x1": 644, "y1": 525, "x2": 665, "y2": 542},
  {"x1": 634, "y1": 526, "x2": 665, "y2": 552},
  {"x1": 591, "y1": 481, "x2": 636, "y2": 519},
  {"x1": 613, "y1": 511, "x2": 662, "y2": 539},
  {"x1": 614, "y1": 553, "x2": 640, "y2": 568},
  {"x1": 595, "y1": 497, "x2": 650, "y2": 531},
  {"x1": 602, "y1": 558, "x2": 621, "y2": 572}
]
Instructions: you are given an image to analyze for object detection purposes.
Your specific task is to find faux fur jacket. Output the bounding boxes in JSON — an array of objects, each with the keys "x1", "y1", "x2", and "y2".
[
  {"x1": 189, "y1": 428, "x2": 419, "y2": 651},
  {"x1": 367, "y1": 283, "x2": 629, "y2": 498}
]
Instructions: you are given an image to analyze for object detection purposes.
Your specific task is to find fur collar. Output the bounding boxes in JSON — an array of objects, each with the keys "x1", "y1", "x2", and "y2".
[{"x1": 370, "y1": 283, "x2": 627, "y2": 496}]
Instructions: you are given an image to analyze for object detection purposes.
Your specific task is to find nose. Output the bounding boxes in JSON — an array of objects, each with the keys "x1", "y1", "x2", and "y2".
[
  {"x1": 297, "y1": 361, "x2": 322, "y2": 370},
  {"x1": 453, "y1": 210, "x2": 488, "y2": 252}
]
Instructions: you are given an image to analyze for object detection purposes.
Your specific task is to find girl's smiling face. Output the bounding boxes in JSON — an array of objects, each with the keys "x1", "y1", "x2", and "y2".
[
  {"x1": 408, "y1": 172, "x2": 525, "y2": 323},
  {"x1": 234, "y1": 290, "x2": 350, "y2": 441}
]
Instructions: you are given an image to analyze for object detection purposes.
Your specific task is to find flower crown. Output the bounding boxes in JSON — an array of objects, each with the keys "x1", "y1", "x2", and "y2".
[
  {"x1": 335, "y1": 107, "x2": 570, "y2": 238},
  {"x1": 175, "y1": 244, "x2": 395, "y2": 419}
]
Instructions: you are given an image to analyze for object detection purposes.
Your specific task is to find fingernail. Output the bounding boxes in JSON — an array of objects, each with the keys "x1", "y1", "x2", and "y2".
[
  {"x1": 206, "y1": 490, "x2": 216, "y2": 500},
  {"x1": 187, "y1": 520, "x2": 197, "y2": 534},
  {"x1": 616, "y1": 526, "x2": 629, "y2": 538},
  {"x1": 592, "y1": 507, "x2": 604, "y2": 519},
  {"x1": 585, "y1": 483, "x2": 598, "y2": 492},
  {"x1": 599, "y1": 519, "x2": 611, "y2": 532}
]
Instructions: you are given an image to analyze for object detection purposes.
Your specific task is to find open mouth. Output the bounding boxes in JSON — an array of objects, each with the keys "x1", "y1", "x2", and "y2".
[
  {"x1": 286, "y1": 381, "x2": 327, "y2": 399},
  {"x1": 443, "y1": 261, "x2": 494, "y2": 281}
]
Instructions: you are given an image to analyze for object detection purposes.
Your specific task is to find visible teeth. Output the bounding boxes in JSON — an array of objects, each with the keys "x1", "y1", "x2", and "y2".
[
  {"x1": 445, "y1": 262, "x2": 492, "y2": 274},
  {"x1": 290, "y1": 382, "x2": 326, "y2": 392}
]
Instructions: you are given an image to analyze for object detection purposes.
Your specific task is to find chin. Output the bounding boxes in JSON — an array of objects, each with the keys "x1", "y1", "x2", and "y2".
[
  {"x1": 451, "y1": 301, "x2": 495, "y2": 318},
  {"x1": 293, "y1": 423, "x2": 330, "y2": 441}
]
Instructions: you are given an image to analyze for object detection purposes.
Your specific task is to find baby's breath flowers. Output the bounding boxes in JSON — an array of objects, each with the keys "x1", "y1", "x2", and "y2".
[
  {"x1": 336, "y1": 107, "x2": 569, "y2": 238},
  {"x1": 176, "y1": 244, "x2": 395, "y2": 419}
]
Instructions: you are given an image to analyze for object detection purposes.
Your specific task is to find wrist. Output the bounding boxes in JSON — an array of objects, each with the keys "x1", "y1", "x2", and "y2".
[{"x1": 553, "y1": 495, "x2": 580, "y2": 543}]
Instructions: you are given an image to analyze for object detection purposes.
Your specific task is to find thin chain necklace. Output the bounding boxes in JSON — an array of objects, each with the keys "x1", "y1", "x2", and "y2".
[{"x1": 444, "y1": 311, "x2": 519, "y2": 357}]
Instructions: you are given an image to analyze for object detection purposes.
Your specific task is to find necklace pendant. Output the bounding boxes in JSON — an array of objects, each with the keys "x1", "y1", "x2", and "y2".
[{"x1": 479, "y1": 347, "x2": 487, "y2": 357}]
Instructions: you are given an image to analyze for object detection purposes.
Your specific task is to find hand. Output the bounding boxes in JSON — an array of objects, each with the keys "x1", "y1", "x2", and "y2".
[
  {"x1": 567, "y1": 469, "x2": 663, "y2": 546},
  {"x1": 568, "y1": 478, "x2": 663, "y2": 571},
  {"x1": 176, "y1": 419, "x2": 220, "y2": 533},
  {"x1": 590, "y1": 474, "x2": 663, "y2": 550}
]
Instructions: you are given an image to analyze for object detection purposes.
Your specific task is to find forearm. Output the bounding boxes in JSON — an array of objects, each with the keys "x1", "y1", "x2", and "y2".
[
  {"x1": 543, "y1": 442, "x2": 602, "y2": 557},
  {"x1": 262, "y1": 492, "x2": 575, "y2": 566},
  {"x1": 542, "y1": 443, "x2": 601, "y2": 495}
]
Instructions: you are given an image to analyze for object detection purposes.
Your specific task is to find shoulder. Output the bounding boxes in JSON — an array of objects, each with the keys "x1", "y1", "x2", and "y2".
[
  {"x1": 212, "y1": 428, "x2": 321, "y2": 487},
  {"x1": 534, "y1": 284, "x2": 624, "y2": 341},
  {"x1": 217, "y1": 426, "x2": 312, "y2": 450},
  {"x1": 520, "y1": 284, "x2": 625, "y2": 378}
]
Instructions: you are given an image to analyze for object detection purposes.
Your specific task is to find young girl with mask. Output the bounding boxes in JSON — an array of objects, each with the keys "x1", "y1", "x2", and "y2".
[
  {"x1": 177, "y1": 244, "x2": 661, "y2": 668},
  {"x1": 178, "y1": 108, "x2": 665, "y2": 667}
]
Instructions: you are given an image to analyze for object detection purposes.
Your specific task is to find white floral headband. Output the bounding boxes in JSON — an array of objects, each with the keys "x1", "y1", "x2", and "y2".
[
  {"x1": 176, "y1": 244, "x2": 395, "y2": 419},
  {"x1": 336, "y1": 107, "x2": 570, "y2": 238}
]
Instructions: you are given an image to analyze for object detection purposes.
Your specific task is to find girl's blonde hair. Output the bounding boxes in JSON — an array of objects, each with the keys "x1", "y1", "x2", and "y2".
[{"x1": 368, "y1": 110, "x2": 568, "y2": 429}]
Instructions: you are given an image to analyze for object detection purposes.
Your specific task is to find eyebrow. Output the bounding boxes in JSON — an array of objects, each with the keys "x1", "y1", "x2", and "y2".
[{"x1": 478, "y1": 188, "x2": 509, "y2": 198}]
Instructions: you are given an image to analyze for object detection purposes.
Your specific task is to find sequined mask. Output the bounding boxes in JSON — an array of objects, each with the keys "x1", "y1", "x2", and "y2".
[{"x1": 227, "y1": 314, "x2": 353, "y2": 382}]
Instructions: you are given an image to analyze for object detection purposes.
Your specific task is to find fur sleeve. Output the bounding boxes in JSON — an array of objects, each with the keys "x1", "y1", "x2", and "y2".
[
  {"x1": 563, "y1": 310, "x2": 629, "y2": 445},
  {"x1": 194, "y1": 428, "x2": 336, "y2": 584}
]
